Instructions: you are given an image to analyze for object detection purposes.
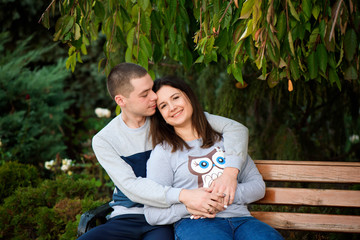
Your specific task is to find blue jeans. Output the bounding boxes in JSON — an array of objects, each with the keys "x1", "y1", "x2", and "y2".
[
  {"x1": 77, "y1": 214, "x2": 174, "y2": 240},
  {"x1": 174, "y1": 217, "x2": 284, "y2": 240}
]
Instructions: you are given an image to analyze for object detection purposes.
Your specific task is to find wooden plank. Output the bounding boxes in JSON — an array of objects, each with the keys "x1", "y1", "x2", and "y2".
[
  {"x1": 254, "y1": 160, "x2": 360, "y2": 183},
  {"x1": 251, "y1": 211, "x2": 360, "y2": 233},
  {"x1": 255, "y1": 187, "x2": 360, "y2": 207}
]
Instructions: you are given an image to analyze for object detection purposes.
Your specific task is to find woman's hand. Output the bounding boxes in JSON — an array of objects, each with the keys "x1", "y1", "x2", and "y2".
[{"x1": 208, "y1": 167, "x2": 239, "y2": 206}]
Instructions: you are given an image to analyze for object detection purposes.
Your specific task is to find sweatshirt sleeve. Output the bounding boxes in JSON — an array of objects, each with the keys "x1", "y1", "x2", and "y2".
[
  {"x1": 232, "y1": 155, "x2": 266, "y2": 205},
  {"x1": 92, "y1": 135, "x2": 182, "y2": 208},
  {"x1": 144, "y1": 145, "x2": 189, "y2": 225},
  {"x1": 205, "y1": 112, "x2": 248, "y2": 170}
]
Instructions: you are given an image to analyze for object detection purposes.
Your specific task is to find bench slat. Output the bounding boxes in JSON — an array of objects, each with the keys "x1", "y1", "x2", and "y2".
[
  {"x1": 251, "y1": 211, "x2": 360, "y2": 233},
  {"x1": 255, "y1": 187, "x2": 360, "y2": 207},
  {"x1": 254, "y1": 160, "x2": 360, "y2": 183}
]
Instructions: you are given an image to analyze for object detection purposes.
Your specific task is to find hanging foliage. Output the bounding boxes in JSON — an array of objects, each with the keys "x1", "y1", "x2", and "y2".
[{"x1": 39, "y1": 0, "x2": 359, "y2": 91}]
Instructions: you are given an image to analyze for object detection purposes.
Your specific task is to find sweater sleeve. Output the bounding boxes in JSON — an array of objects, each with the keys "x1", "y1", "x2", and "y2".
[
  {"x1": 232, "y1": 155, "x2": 266, "y2": 205},
  {"x1": 92, "y1": 135, "x2": 182, "y2": 208},
  {"x1": 144, "y1": 145, "x2": 189, "y2": 225},
  {"x1": 205, "y1": 112, "x2": 248, "y2": 170}
]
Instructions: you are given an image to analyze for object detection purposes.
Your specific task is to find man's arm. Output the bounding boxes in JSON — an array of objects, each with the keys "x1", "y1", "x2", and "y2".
[
  {"x1": 92, "y1": 135, "x2": 181, "y2": 208},
  {"x1": 205, "y1": 112, "x2": 249, "y2": 204},
  {"x1": 231, "y1": 155, "x2": 266, "y2": 205}
]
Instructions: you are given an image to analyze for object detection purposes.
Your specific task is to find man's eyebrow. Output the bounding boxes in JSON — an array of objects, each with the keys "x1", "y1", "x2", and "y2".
[{"x1": 138, "y1": 88, "x2": 151, "y2": 96}]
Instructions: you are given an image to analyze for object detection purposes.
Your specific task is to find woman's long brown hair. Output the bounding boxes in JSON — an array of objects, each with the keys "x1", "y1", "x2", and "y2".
[{"x1": 150, "y1": 76, "x2": 222, "y2": 152}]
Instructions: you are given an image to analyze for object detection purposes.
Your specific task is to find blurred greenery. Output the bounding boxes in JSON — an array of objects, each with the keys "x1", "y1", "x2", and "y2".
[{"x1": 0, "y1": 0, "x2": 359, "y2": 239}]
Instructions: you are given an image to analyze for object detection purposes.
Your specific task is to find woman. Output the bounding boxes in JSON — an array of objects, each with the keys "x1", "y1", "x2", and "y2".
[{"x1": 144, "y1": 76, "x2": 283, "y2": 240}]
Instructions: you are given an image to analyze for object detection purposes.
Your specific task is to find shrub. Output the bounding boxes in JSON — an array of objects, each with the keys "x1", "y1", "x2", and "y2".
[
  {"x1": 0, "y1": 174, "x2": 109, "y2": 239},
  {"x1": 0, "y1": 161, "x2": 40, "y2": 203},
  {"x1": 0, "y1": 32, "x2": 72, "y2": 166}
]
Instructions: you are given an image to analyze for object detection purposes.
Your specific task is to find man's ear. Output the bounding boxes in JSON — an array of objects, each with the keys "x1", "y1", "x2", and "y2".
[{"x1": 114, "y1": 94, "x2": 126, "y2": 107}]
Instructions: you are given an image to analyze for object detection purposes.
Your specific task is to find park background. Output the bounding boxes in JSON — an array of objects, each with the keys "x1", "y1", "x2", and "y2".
[{"x1": 0, "y1": 0, "x2": 359, "y2": 239}]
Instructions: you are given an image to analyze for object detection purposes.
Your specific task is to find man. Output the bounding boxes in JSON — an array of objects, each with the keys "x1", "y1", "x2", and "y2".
[{"x1": 78, "y1": 63, "x2": 249, "y2": 240}]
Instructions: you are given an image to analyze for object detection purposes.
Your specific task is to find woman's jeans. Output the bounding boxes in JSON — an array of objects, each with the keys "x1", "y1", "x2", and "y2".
[{"x1": 174, "y1": 216, "x2": 284, "y2": 240}]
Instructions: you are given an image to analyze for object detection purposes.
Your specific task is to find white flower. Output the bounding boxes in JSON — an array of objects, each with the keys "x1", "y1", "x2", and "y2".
[
  {"x1": 61, "y1": 158, "x2": 73, "y2": 172},
  {"x1": 349, "y1": 134, "x2": 359, "y2": 143},
  {"x1": 95, "y1": 107, "x2": 111, "y2": 118},
  {"x1": 61, "y1": 164, "x2": 70, "y2": 172},
  {"x1": 45, "y1": 160, "x2": 55, "y2": 170}
]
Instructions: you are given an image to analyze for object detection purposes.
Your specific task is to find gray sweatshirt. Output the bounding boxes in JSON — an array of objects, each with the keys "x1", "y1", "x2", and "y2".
[
  {"x1": 144, "y1": 140, "x2": 265, "y2": 225},
  {"x1": 92, "y1": 112, "x2": 249, "y2": 218}
]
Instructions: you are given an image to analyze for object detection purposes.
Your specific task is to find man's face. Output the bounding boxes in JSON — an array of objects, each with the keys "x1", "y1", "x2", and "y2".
[{"x1": 122, "y1": 74, "x2": 158, "y2": 118}]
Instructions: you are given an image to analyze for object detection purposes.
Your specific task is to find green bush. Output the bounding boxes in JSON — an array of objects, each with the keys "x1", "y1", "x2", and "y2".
[
  {"x1": 0, "y1": 161, "x2": 40, "y2": 203},
  {"x1": 0, "y1": 32, "x2": 72, "y2": 166},
  {"x1": 0, "y1": 174, "x2": 108, "y2": 240}
]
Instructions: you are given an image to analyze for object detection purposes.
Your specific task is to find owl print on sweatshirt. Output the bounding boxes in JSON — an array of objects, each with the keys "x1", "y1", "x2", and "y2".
[{"x1": 188, "y1": 147, "x2": 226, "y2": 188}]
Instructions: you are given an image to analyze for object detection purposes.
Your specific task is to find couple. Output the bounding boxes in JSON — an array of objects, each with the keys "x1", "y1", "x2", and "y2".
[{"x1": 78, "y1": 63, "x2": 283, "y2": 240}]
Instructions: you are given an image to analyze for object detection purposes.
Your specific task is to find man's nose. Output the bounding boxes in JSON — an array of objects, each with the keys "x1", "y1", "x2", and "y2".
[{"x1": 150, "y1": 90, "x2": 158, "y2": 101}]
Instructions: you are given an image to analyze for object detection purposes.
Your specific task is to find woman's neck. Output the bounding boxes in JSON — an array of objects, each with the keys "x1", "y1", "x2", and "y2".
[{"x1": 175, "y1": 125, "x2": 199, "y2": 141}]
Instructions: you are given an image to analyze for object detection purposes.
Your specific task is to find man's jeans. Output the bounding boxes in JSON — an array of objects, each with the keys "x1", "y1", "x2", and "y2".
[{"x1": 174, "y1": 216, "x2": 284, "y2": 240}]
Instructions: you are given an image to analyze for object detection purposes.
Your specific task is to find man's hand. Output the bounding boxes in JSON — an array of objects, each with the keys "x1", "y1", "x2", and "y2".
[
  {"x1": 179, "y1": 188, "x2": 225, "y2": 214},
  {"x1": 186, "y1": 207, "x2": 216, "y2": 219},
  {"x1": 208, "y1": 167, "x2": 239, "y2": 206}
]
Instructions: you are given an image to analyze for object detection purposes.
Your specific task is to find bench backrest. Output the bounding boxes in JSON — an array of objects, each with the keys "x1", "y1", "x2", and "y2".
[{"x1": 252, "y1": 160, "x2": 360, "y2": 233}]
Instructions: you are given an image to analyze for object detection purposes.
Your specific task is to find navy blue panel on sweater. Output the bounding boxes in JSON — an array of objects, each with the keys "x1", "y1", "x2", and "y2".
[{"x1": 110, "y1": 150, "x2": 151, "y2": 208}]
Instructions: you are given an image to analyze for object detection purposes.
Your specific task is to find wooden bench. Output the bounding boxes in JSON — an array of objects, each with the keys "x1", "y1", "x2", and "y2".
[
  {"x1": 77, "y1": 160, "x2": 360, "y2": 237},
  {"x1": 251, "y1": 160, "x2": 360, "y2": 233}
]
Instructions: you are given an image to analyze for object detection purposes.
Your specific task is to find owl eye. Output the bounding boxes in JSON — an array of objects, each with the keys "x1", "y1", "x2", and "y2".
[
  {"x1": 199, "y1": 160, "x2": 209, "y2": 169},
  {"x1": 190, "y1": 157, "x2": 212, "y2": 174},
  {"x1": 212, "y1": 150, "x2": 226, "y2": 168}
]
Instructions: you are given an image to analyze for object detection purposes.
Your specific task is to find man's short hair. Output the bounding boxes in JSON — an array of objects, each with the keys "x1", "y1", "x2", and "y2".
[{"x1": 107, "y1": 63, "x2": 148, "y2": 99}]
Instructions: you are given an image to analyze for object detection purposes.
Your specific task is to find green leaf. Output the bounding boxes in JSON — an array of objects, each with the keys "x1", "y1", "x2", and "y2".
[
  {"x1": 287, "y1": 0, "x2": 300, "y2": 21},
  {"x1": 195, "y1": 55, "x2": 204, "y2": 63},
  {"x1": 139, "y1": 35, "x2": 152, "y2": 58},
  {"x1": 307, "y1": 27, "x2": 319, "y2": 51},
  {"x1": 125, "y1": 47, "x2": 132, "y2": 63},
  {"x1": 312, "y1": 5, "x2": 320, "y2": 20},
  {"x1": 74, "y1": 23, "x2": 81, "y2": 40},
  {"x1": 41, "y1": 11, "x2": 50, "y2": 29},
  {"x1": 138, "y1": 49, "x2": 148, "y2": 70},
  {"x1": 232, "y1": 64, "x2": 244, "y2": 84},
  {"x1": 344, "y1": 28, "x2": 357, "y2": 62},
  {"x1": 316, "y1": 44, "x2": 328, "y2": 73},
  {"x1": 267, "y1": 68, "x2": 280, "y2": 88},
  {"x1": 94, "y1": 1, "x2": 105, "y2": 20},
  {"x1": 302, "y1": 0, "x2": 312, "y2": 20},
  {"x1": 141, "y1": 12, "x2": 151, "y2": 35},
  {"x1": 244, "y1": 37, "x2": 255, "y2": 60},
  {"x1": 240, "y1": 19, "x2": 254, "y2": 41},
  {"x1": 307, "y1": 52, "x2": 318, "y2": 79},
  {"x1": 169, "y1": 23, "x2": 176, "y2": 44},
  {"x1": 290, "y1": 59, "x2": 300, "y2": 80},
  {"x1": 344, "y1": 65, "x2": 358, "y2": 80},
  {"x1": 138, "y1": 0, "x2": 150, "y2": 11},
  {"x1": 62, "y1": 16, "x2": 75, "y2": 35},
  {"x1": 288, "y1": 31, "x2": 295, "y2": 56},
  {"x1": 329, "y1": 68, "x2": 341, "y2": 90},
  {"x1": 126, "y1": 27, "x2": 135, "y2": 48},
  {"x1": 276, "y1": 12, "x2": 286, "y2": 41},
  {"x1": 240, "y1": 0, "x2": 255, "y2": 19}
]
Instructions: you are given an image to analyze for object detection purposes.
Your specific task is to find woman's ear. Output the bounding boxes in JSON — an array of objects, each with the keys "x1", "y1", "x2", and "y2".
[{"x1": 114, "y1": 94, "x2": 126, "y2": 107}]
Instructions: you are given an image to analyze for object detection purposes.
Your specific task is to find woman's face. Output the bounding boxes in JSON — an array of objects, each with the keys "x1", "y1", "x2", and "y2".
[{"x1": 156, "y1": 85, "x2": 193, "y2": 129}]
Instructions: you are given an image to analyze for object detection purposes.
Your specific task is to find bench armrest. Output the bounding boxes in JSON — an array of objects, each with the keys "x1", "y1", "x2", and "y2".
[{"x1": 77, "y1": 202, "x2": 114, "y2": 237}]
